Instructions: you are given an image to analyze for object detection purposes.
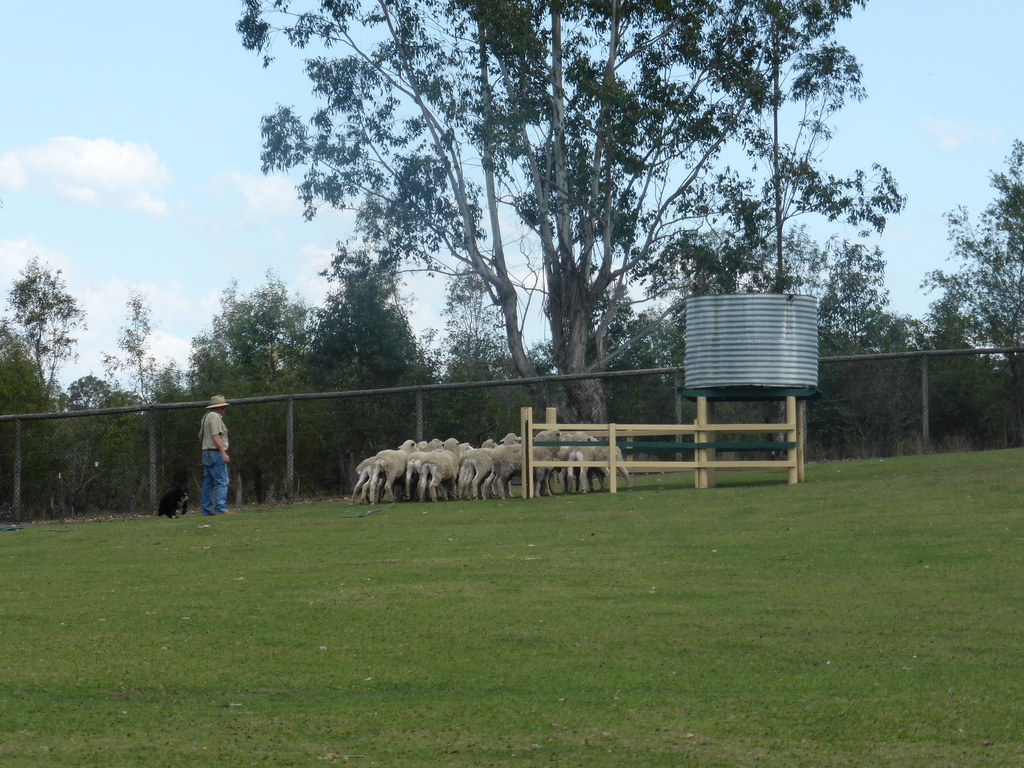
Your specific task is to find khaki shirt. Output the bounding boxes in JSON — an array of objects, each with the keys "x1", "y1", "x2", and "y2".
[{"x1": 199, "y1": 410, "x2": 229, "y2": 451}]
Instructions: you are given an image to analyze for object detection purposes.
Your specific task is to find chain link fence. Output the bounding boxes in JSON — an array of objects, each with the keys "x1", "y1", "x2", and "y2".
[{"x1": 2, "y1": 347, "x2": 1022, "y2": 522}]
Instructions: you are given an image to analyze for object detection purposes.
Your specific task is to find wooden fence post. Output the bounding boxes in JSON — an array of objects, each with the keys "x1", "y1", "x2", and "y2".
[
  {"x1": 520, "y1": 407, "x2": 533, "y2": 499},
  {"x1": 608, "y1": 423, "x2": 618, "y2": 494}
]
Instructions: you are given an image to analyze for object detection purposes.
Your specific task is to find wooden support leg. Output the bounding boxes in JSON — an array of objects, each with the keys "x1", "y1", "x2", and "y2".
[
  {"x1": 786, "y1": 396, "x2": 798, "y2": 485},
  {"x1": 695, "y1": 398, "x2": 706, "y2": 489},
  {"x1": 696, "y1": 397, "x2": 717, "y2": 489},
  {"x1": 797, "y1": 399, "x2": 806, "y2": 483}
]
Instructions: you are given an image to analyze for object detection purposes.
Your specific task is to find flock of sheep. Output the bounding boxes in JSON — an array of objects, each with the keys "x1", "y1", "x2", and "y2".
[{"x1": 351, "y1": 429, "x2": 633, "y2": 505}]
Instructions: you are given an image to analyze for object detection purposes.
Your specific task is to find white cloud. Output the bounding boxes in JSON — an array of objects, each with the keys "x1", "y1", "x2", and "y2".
[
  {"x1": 0, "y1": 152, "x2": 28, "y2": 190},
  {"x1": 0, "y1": 137, "x2": 172, "y2": 217},
  {"x1": 882, "y1": 225, "x2": 918, "y2": 244},
  {"x1": 921, "y1": 119, "x2": 1004, "y2": 151},
  {"x1": 291, "y1": 243, "x2": 334, "y2": 305},
  {"x1": 405, "y1": 273, "x2": 448, "y2": 336},
  {"x1": 124, "y1": 190, "x2": 169, "y2": 218},
  {"x1": 63, "y1": 276, "x2": 203, "y2": 385},
  {"x1": 54, "y1": 182, "x2": 101, "y2": 206},
  {"x1": 0, "y1": 238, "x2": 75, "y2": 287},
  {"x1": 149, "y1": 330, "x2": 193, "y2": 370},
  {"x1": 209, "y1": 171, "x2": 304, "y2": 219}
]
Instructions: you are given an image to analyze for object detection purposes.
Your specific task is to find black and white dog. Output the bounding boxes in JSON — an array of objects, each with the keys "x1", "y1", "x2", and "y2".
[{"x1": 158, "y1": 484, "x2": 189, "y2": 518}]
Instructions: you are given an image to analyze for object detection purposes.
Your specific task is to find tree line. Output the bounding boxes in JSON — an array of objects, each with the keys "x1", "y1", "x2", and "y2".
[
  {"x1": 3, "y1": 1, "x2": 1023, "y2": 448},
  {"x1": 4, "y1": 136, "x2": 1024, "y2": 428},
  {"x1": 4, "y1": 127, "x2": 1024, "y2": 433}
]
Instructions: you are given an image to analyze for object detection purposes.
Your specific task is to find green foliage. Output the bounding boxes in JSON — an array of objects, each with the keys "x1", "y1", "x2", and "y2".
[
  {"x1": 64, "y1": 375, "x2": 138, "y2": 410},
  {"x1": 307, "y1": 255, "x2": 420, "y2": 389},
  {"x1": 924, "y1": 139, "x2": 1024, "y2": 349},
  {"x1": 237, "y1": 0, "x2": 894, "y2": 422},
  {"x1": 924, "y1": 140, "x2": 1024, "y2": 443},
  {"x1": 926, "y1": 353, "x2": 1009, "y2": 450},
  {"x1": 11, "y1": 412, "x2": 151, "y2": 520},
  {"x1": 101, "y1": 289, "x2": 158, "y2": 401},
  {"x1": 189, "y1": 272, "x2": 310, "y2": 396},
  {"x1": 6, "y1": 256, "x2": 86, "y2": 403},
  {"x1": 4, "y1": 452, "x2": 1024, "y2": 765},
  {"x1": 441, "y1": 270, "x2": 515, "y2": 382},
  {"x1": 790, "y1": 229, "x2": 918, "y2": 355},
  {"x1": 810, "y1": 358, "x2": 921, "y2": 459},
  {"x1": 148, "y1": 362, "x2": 189, "y2": 404},
  {"x1": 603, "y1": 303, "x2": 686, "y2": 372},
  {"x1": 0, "y1": 322, "x2": 47, "y2": 414}
]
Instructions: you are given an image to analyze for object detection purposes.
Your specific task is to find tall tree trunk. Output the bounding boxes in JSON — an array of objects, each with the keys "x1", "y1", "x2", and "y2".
[
  {"x1": 771, "y1": 16, "x2": 785, "y2": 292},
  {"x1": 562, "y1": 378, "x2": 608, "y2": 424}
]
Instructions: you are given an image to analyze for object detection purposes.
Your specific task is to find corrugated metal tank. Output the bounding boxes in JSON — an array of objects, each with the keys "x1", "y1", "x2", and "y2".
[{"x1": 684, "y1": 294, "x2": 818, "y2": 389}]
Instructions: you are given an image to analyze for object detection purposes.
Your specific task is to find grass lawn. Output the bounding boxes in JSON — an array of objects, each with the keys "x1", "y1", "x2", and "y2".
[{"x1": 2, "y1": 450, "x2": 1024, "y2": 766}]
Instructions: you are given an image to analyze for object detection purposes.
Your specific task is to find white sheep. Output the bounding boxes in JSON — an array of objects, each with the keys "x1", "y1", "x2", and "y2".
[
  {"x1": 483, "y1": 429, "x2": 562, "y2": 499},
  {"x1": 567, "y1": 442, "x2": 633, "y2": 493},
  {"x1": 351, "y1": 456, "x2": 377, "y2": 504},
  {"x1": 456, "y1": 439, "x2": 497, "y2": 499},
  {"x1": 404, "y1": 438, "x2": 444, "y2": 500},
  {"x1": 417, "y1": 438, "x2": 463, "y2": 501},
  {"x1": 483, "y1": 434, "x2": 525, "y2": 499},
  {"x1": 554, "y1": 431, "x2": 598, "y2": 494},
  {"x1": 530, "y1": 428, "x2": 563, "y2": 496},
  {"x1": 352, "y1": 428, "x2": 630, "y2": 502},
  {"x1": 368, "y1": 439, "x2": 418, "y2": 504}
]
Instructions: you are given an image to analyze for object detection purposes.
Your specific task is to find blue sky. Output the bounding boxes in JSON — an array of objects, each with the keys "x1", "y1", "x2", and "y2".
[{"x1": 1, "y1": 1, "x2": 1021, "y2": 388}]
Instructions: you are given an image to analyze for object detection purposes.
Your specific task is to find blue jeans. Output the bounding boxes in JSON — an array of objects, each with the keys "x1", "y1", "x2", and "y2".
[{"x1": 202, "y1": 451, "x2": 229, "y2": 515}]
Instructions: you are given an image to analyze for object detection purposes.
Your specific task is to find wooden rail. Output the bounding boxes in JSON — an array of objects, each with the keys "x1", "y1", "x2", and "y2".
[{"x1": 519, "y1": 397, "x2": 805, "y2": 498}]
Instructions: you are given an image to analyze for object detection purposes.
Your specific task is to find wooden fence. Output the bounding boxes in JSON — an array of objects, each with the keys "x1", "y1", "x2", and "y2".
[{"x1": 520, "y1": 392, "x2": 808, "y2": 497}]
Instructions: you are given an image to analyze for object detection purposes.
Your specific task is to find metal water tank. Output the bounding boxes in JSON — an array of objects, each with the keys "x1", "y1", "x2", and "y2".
[{"x1": 684, "y1": 294, "x2": 818, "y2": 389}]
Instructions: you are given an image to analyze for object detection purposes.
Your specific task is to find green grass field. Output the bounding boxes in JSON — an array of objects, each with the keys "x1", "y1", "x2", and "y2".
[{"x1": 3, "y1": 450, "x2": 1024, "y2": 767}]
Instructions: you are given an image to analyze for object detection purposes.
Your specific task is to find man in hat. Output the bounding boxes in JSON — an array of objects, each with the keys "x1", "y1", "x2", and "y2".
[{"x1": 199, "y1": 395, "x2": 231, "y2": 515}]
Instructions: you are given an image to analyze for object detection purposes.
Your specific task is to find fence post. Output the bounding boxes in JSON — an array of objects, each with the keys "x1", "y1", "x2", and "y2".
[
  {"x1": 286, "y1": 395, "x2": 295, "y2": 501},
  {"x1": 520, "y1": 406, "x2": 533, "y2": 499},
  {"x1": 921, "y1": 354, "x2": 930, "y2": 452},
  {"x1": 149, "y1": 407, "x2": 158, "y2": 515},
  {"x1": 415, "y1": 388, "x2": 424, "y2": 443},
  {"x1": 13, "y1": 418, "x2": 21, "y2": 520},
  {"x1": 674, "y1": 368, "x2": 682, "y2": 424},
  {"x1": 800, "y1": 400, "x2": 808, "y2": 481},
  {"x1": 608, "y1": 423, "x2": 618, "y2": 494},
  {"x1": 674, "y1": 368, "x2": 683, "y2": 462}
]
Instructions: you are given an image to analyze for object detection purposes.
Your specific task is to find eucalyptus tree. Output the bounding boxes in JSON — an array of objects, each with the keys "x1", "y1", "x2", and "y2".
[
  {"x1": 924, "y1": 140, "x2": 1024, "y2": 350},
  {"x1": 189, "y1": 272, "x2": 310, "y2": 396},
  {"x1": 924, "y1": 139, "x2": 1024, "y2": 443},
  {"x1": 65, "y1": 374, "x2": 135, "y2": 410},
  {"x1": 307, "y1": 253, "x2": 420, "y2": 389},
  {"x1": 752, "y1": 3, "x2": 903, "y2": 291},
  {"x1": 441, "y1": 269, "x2": 514, "y2": 382},
  {"x1": 788, "y1": 228, "x2": 915, "y2": 356},
  {"x1": 239, "y1": 0, "x2": 896, "y2": 421},
  {"x1": 6, "y1": 256, "x2": 86, "y2": 403},
  {"x1": 0, "y1": 321, "x2": 47, "y2": 413},
  {"x1": 102, "y1": 289, "x2": 158, "y2": 402}
]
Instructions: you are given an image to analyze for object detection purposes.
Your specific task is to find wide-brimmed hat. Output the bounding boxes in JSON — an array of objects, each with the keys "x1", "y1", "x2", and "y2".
[{"x1": 206, "y1": 395, "x2": 230, "y2": 409}]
